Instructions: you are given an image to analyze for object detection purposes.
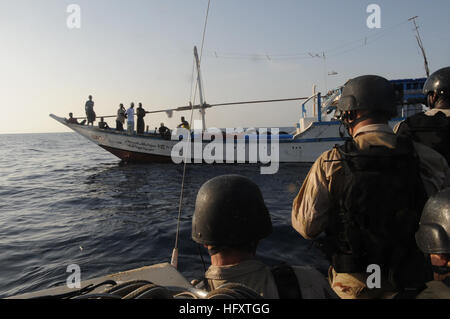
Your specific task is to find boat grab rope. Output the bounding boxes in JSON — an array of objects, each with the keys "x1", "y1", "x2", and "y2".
[{"x1": 41, "y1": 280, "x2": 263, "y2": 299}]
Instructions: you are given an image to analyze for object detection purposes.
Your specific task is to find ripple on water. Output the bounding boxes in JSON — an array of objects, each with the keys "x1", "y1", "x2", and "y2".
[{"x1": 0, "y1": 132, "x2": 323, "y2": 298}]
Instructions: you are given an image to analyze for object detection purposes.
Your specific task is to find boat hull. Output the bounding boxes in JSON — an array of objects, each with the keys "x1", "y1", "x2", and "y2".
[
  {"x1": 50, "y1": 114, "x2": 349, "y2": 164},
  {"x1": 99, "y1": 144, "x2": 173, "y2": 163}
]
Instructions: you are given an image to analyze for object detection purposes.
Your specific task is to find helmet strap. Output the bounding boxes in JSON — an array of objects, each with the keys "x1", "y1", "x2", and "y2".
[
  {"x1": 207, "y1": 246, "x2": 226, "y2": 256},
  {"x1": 340, "y1": 111, "x2": 371, "y2": 136},
  {"x1": 427, "y1": 93, "x2": 436, "y2": 109},
  {"x1": 207, "y1": 242, "x2": 258, "y2": 256},
  {"x1": 338, "y1": 122, "x2": 346, "y2": 138},
  {"x1": 432, "y1": 265, "x2": 450, "y2": 275}
]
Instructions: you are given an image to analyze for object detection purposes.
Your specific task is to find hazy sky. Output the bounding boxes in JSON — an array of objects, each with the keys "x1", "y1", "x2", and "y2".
[{"x1": 1, "y1": 0, "x2": 449, "y2": 134}]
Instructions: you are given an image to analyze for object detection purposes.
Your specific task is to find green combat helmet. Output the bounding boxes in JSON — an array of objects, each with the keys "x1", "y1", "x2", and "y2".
[
  {"x1": 191, "y1": 175, "x2": 272, "y2": 249},
  {"x1": 337, "y1": 75, "x2": 397, "y2": 117},
  {"x1": 415, "y1": 188, "x2": 450, "y2": 255}
]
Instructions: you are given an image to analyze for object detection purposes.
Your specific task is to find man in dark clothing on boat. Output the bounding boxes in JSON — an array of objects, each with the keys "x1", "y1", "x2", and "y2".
[
  {"x1": 66, "y1": 113, "x2": 79, "y2": 124},
  {"x1": 116, "y1": 104, "x2": 127, "y2": 131},
  {"x1": 136, "y1": 103, "x2": 146, "y2": 134},
  {"x1": 85, "y1": 95, "x2": 96, "y2": 126},
  {"x1": 395, "y1": 66, "x2": 450, "y2": 164},
  {"x1": 177, "y1": 116, "x2": 190, "y2": 130},
  {"x1": 158, "y1": 122, "x2": 170, "y2": 139},
  {"x1": 292, "y1": 75, "x2": 449, "y2": 299},
  {"x1": 191, "y1": 174, "x2": 337, "y2": 299},
  {"x1": 98, "y1": 117, "x2": 110, "y2": 129}
]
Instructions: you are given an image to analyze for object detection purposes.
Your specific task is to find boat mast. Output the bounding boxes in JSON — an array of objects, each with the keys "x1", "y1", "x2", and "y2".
[
  {"x1": 193, "y1": 46, "x2": 206, "y2": 131},
  {"x1": 409, "y1": 16, "x2": 430, "y2": 77}
]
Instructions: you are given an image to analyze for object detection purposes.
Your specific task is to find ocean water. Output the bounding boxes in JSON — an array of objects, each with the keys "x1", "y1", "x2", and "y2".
[{"x1": 0, "y1": 132, "x2": 328, "y2": 298}]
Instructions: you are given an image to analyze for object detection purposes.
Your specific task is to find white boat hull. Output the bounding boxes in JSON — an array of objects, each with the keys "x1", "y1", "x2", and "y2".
[{"x1": 50, "y1": 114, "x2": 350, "y2": 163}]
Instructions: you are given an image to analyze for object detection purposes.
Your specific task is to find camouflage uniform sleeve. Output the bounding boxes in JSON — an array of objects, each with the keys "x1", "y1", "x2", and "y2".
[{"x1": 291, "y1": 149, "x2": 338, "y2": 239}]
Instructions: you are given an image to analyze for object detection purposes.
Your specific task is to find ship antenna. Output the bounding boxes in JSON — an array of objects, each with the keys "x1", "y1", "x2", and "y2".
[
  {"x1": 171, "y1": 0, "x2": 211, "y2": 269},
  {"x1": 408, "y1": 16, "x2": 430, "y2": 77}
]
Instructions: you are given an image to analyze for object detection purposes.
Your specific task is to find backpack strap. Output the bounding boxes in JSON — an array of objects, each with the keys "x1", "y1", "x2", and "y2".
[
  {"x1": 336, "y1": 139, "x2": 357, "y2": 154},
  {"x1": 271, "y1": 263, "x2": 303, "y2": 299}
]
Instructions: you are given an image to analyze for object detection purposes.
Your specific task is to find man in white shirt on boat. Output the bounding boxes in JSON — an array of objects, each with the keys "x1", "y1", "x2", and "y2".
[
  {"x1": 291, "y1": 75, "x2": 449, "y2": 299},
  {"x1": 191, "y1": 174, "x2": 337, "y2": 299},
  {"x1": 126, "y1": 103, "x2": 135, "y2": 135}
]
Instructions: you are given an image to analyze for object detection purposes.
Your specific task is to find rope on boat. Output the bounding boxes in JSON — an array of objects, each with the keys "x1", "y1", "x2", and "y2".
[
  {"x1": 42, "y1": 280, "x2": 263, "y2": 299},
  {"x1": 28, "y1": 276, "x2": 261, "y2": 299},
  {"x1": 171, "y1": 0, "x2": 211, "y2": 270},
  {"x1": 72, "y1": 97, "x2": 310, "y2": 120}
]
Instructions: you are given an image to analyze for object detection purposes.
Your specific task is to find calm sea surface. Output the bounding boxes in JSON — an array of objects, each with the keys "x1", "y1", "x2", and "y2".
[{"x1": 0, "y1": 132, "x2": 328, "y2": 298}]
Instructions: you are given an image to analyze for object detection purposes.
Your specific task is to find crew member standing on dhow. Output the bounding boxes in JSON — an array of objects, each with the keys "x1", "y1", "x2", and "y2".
[
  {"x1": 116, "y1": 103, "x2": 127, "y2": 131},
  {"x1": 395, "y1": 66, "x2": 450, "y2": 164},
  {"x1": 291, "y1": 75, "x2": 449, "y2": 299},
  {"x1": 85, "y1": 95, "x2": 96, "y2": 126},
  {"x1": 126, "y1": 102, "x2": 135, "y2": 135},
  {"x1": 136, "y1": 102, "x2": 146, "y2": 134}
]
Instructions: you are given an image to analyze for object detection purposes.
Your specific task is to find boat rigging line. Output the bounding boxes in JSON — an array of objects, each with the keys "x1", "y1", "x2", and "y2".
[
  {"x1": 72, "y1": 96, "x2": 310, "y2": 121},
  {"x1": 170, "y1": 0, "x2": 211, "y2": 270},
  {"x1": 205, "y1": 17, "x2": 411, "y2": 61}
]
